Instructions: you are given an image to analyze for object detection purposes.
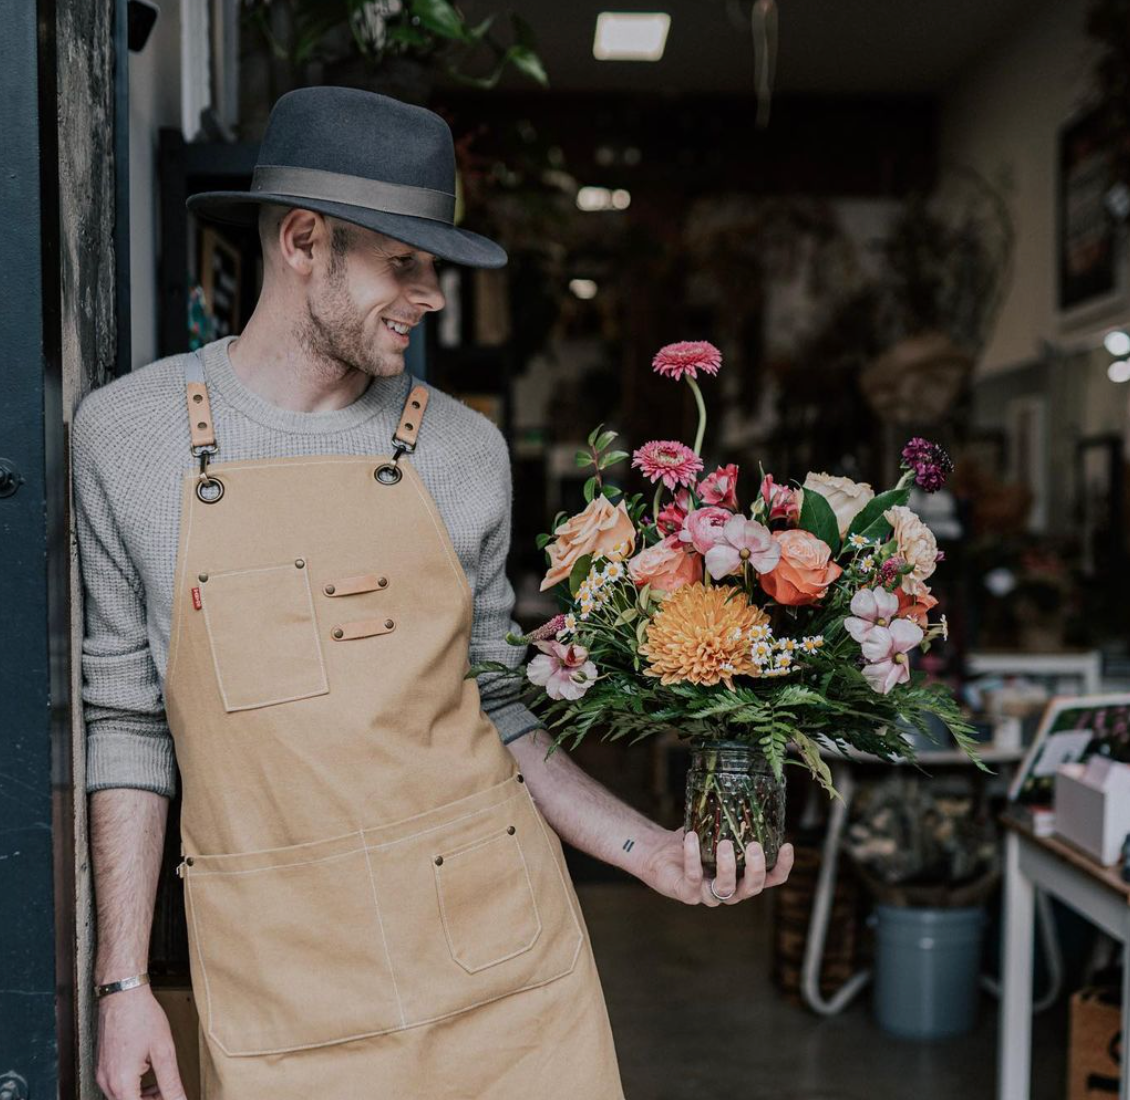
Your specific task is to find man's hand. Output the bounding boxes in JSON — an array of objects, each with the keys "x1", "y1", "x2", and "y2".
[
  {"x1": 95, "y1": 986, "x2": 186, "y2": 1100},
  {"x1": 639, "y1": 828, "x2": 794, "y2": 906}
]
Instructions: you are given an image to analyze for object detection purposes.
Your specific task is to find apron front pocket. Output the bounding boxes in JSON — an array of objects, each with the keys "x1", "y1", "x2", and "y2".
[
  {"x1": 435, "y1": 829, "x2": 541, "y2": 973},
  {"x1": 200, "y1": 560, "x2": 329, "y2": 712},
  {"x1": 184, "y1": 839, "x2": 404, "y2": 1056},
  {"x1": 366, "y1": 788, "x2": 585, "y2": 1028}
]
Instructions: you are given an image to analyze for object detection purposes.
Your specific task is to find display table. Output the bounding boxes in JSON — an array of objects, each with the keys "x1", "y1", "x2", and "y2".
[{"x1": 998, "y1": 813, "x2": 1130, "y2": 1100}]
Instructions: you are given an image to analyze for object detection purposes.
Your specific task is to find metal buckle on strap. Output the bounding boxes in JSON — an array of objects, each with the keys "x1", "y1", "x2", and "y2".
[
  {"x1": 375, "y1": 437, "x2": 413, "y2": 485},
  {"x1": 192, "y1": 444, "x2": 224, "y2": 503}
]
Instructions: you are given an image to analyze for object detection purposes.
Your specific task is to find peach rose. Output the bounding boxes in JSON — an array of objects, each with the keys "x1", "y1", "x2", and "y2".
[
  {"x1": 884, "y1": 505, "x2": 937, "y2": 596},
  {"x1": 896, "y1": 589, "x2": 939, "y2": 626},
  {"x1": 541, "y1": 496, "x2": 636, "y2": 591},
  {"x1": 760, "y1": 529, "x2": 844, "y2": 606},
  {"x1": 628, "y1": 535, "x2": 703, "y2": 595}
]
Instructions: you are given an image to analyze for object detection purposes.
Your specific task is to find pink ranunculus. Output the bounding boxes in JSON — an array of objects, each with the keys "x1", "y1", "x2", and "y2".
[
  {"x1": 632, "y1": 440, "x2": 704, "y2": 491},
  {"x1": 678, "y1": 506, "x2": 733, "y2": 554},
  {"x1": 651, "y1": 340, "x2": 723, "y2": 382},
  {"x1": 527, "y1": 640, "x2": 599, "y2": 701},
  {"x1": 760, "y1": 474, "x2": 801, "y2": 525},
  {"x1": 844, "y1": 587, "x2": 901, "y2": 643},
  {"x1": 627, "y1": 535, "x2": 703, "y2": 594},
  {"x1": 699, "y1": 464, "x2": 739, "y2": 510},
  {"x1": 860, "y1": 619, "x2": 924, "y2": 695},
  {"x1": 704, "y1": 515, "x2": 781, "y2": 578},
  {"x1": 656, "y1": 499, "x2": 688, "y2": 536}
]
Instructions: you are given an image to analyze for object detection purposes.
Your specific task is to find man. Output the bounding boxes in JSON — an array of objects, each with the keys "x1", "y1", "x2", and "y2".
[{"x1": 75, "y1": 88, "x2": 793, "y2": 1100}]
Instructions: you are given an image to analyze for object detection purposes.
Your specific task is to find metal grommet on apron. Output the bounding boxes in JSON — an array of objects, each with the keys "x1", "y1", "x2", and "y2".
[{"x1": 163, "y1": 352, "x2": 623, "y2": 1100}]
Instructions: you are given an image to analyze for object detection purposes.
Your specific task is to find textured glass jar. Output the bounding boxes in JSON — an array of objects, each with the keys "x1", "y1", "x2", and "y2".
[{"x1": 684, "y1": 739, "x2": 786, "y2": 874}]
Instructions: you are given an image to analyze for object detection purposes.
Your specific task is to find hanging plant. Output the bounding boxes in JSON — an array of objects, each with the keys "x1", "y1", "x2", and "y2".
[{"x1": 242, "y1": 0, "x2": 548, "y2": 91}]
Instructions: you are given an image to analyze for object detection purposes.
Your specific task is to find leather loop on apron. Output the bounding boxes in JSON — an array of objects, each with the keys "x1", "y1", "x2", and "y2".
[{"x1": 163, "y1": 349, "x2": 623, "y2": 1099}]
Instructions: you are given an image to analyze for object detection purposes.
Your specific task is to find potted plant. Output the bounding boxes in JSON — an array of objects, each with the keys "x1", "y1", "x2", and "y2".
[{"x1": 472, "y1": 342, "x2": 984, "y2": 874}]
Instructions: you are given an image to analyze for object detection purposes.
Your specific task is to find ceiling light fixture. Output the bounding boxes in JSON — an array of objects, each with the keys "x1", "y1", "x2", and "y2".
[
  {"x1": 1104, "y1": 330, "x2": 1130, "y2": 357},
  {"x1": 570, "y1": 279, "x2": 599, "y2": 300},
  {"x1": 593, "y1": 12, "x2": 671, "y2": 62},
  {"x1": 576, "y1": 186, "x2": 632, "y2": 212},
  {"x1": 1107, "y1": 359, "x2": 1130, "y2": 383}
]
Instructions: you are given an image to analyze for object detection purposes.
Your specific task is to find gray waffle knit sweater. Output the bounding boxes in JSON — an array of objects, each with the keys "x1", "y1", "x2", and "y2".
[{"x1": 72, "y1": 335, "x2": 539, "y2": 798}]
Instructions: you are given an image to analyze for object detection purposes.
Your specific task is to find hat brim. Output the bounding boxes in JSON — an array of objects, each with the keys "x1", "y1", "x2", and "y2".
[{"x1": 186, "y1": 191, "x2": 508, "y2": 269}]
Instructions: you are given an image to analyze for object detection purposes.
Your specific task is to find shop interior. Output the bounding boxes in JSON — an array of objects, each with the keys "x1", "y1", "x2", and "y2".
[{"x1": 121, "y1": 1, "x2": 1130, "y2": 1097}]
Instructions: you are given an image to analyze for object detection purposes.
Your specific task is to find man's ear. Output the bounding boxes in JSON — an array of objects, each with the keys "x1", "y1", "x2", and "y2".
[{"x1": 278, "y1": 208, "x2": 324, "y2": 275}]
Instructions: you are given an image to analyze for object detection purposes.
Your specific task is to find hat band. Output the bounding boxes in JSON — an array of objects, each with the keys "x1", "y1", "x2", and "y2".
[{"x1": 251, "y1": 165, "x2": 456, "y2": 224}]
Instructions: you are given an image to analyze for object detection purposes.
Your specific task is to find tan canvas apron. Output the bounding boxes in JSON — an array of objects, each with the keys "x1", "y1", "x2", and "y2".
[{"x1": 162, "y1": 352, "x2": 624, "y2": 1099}]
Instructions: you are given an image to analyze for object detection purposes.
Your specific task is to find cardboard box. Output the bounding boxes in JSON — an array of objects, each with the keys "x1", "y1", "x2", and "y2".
[
  {"x1": 1055, "y1": 757, "x2": 1130, "y2": 865},
  {"x1": 1068, "y1": 986, "x2": 1123, "y2": 1100}
]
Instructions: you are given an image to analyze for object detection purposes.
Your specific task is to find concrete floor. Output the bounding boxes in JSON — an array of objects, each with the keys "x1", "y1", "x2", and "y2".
[{"x1": 578, "y1": 882, "x2": 1068, "y2": 1100}]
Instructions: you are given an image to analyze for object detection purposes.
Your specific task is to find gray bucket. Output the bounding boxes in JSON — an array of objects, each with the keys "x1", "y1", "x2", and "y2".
[{"x1": 872, "y1": 905, "x2": 985, "y2": 1039}]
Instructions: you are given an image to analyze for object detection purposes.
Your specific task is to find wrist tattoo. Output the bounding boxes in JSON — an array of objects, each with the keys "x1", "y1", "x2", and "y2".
[{"x1": 622, "y1": 838, "x2": 635, "y2": 853}]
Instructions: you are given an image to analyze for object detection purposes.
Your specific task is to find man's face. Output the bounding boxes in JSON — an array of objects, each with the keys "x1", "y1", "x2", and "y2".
[{"x1": 303, "y1": 222, "x2": 445, "y2": 378}]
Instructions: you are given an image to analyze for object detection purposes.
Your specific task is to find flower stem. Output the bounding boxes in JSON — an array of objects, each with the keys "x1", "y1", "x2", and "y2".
[
  {"x1": 651, "y1": 484, "x2": 663, "y2": 534},
  {"x1": 687, "y1": 376, "x2": 708, "y2": 457}
]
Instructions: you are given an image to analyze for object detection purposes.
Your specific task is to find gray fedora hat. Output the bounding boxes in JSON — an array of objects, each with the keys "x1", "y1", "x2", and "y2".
[{"x1": 187, "y1": 86, "x2": 507, "y2": 268}]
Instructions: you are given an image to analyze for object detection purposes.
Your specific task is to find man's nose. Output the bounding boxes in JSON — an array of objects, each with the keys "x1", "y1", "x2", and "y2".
[{"x1": 409, "y1": 266, "x2": 446, "y2": 313}]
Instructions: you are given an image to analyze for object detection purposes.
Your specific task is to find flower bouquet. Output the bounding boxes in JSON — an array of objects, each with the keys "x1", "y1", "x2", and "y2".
[{"x1": 472, "y1": 341, "x2": 982, "y2": 874}]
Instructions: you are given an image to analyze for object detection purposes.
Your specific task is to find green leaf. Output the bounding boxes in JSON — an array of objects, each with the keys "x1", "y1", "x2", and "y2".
[
  {"x1": 568, "y1": 553, "x2": 593, "y2": 597},
  {"x1": 583, "y1": 476, "x2": 598, "y2": 503},
  {"x1": 598, "y1": 449, "x2": 629, "y2": 470},
  {"x1": 466, "y1": 13, "x2": 496, "y2": 40},
  {"x1": 575, "y1": 448, "x2": 594, "y2": 469},
  {"x1": 612, "y1": 608, "x2": 638, "y2": 626},
  {"x1": 385, "y1": 23, "x2": 431, "y2": 48},
  {"x1": 511, "y1": 11, "x2": 537, "y2": 48},
  {"x1": 505, "y1": 44, "x2": 548, "y2": 86},
  {"x1": 409, "y1": 0, "x2": 469, "y2": 41},
  {"x1": 847, "y1": 487, "x2": 909, "y2": 539},
  {"x1": 535, "y1": 532, "x2": 552, "y2": 549},
  {"x1": 799, "y1": 487, "x2": 841, "y2": 554},
  {"x1": 594, "y1": 429, "x2": 618, "y2": 452},
  {"x1": 587, "y1": 422, "x2": 605, "y2": 447},
  {"x1": 792, "y1": 732, "x2": 841, "y2": 800}
]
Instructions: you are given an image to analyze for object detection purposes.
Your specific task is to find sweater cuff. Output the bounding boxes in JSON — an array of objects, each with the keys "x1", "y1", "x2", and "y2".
[
  {"x1": 485, "y1": 698, "x2": 543, "y2": 745},
  {"x1": 86, "y1": 728, "x2": 178, "y2": 797}
]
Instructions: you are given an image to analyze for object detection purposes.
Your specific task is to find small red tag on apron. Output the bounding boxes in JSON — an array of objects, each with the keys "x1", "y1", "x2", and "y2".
[{"x1": 191, "y1": 586, "x2": 202, "y2": 610}]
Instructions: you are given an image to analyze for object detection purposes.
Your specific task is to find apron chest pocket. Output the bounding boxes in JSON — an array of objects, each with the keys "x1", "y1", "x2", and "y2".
[
  {"x1": 200, "y1": 561, "x2": 329, "y2": 712},
  {"x1": 435, "y1": 830, "x2": 541, "y2": 973}
]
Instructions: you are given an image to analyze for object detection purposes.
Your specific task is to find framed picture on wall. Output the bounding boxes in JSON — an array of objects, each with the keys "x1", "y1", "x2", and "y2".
[
  {"x1": 1058, "y1": 109, "x2": 1120, "y2": 312},
  {"x1": 200, "y1": 227, "x2": 243, "y2": 338}
]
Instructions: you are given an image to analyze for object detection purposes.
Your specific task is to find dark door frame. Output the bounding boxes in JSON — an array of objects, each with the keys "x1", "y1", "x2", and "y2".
[{"x1": 0, "y1": 0, "x2": 76, "y2": 1095}]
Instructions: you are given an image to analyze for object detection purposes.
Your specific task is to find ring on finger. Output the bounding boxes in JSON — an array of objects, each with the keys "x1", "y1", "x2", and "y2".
[{"x1": 709, "y1": 877, "x2": 736, "y2": 902}]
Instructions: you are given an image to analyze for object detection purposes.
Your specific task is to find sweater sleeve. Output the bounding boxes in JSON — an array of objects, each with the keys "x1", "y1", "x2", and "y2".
[
  {"x1": 72, "y1": 395, "x2": 179, "y2": 797},
  {"x1": 470, "y1": 429, "x2": 541, "y2": 745}
]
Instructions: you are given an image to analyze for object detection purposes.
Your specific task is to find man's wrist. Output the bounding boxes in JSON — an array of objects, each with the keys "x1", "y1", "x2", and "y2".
[
  {"x1": 94, "y1": 972, "x2": 150, "y2": 999},
  {"x1": 615, "y1": 821, "x2": 670, "y2": 884}
]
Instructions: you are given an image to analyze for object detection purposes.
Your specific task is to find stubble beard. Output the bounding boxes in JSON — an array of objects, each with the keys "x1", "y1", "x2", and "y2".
[{"x1": 298, "y1": 260, "x2": 404, "y2": 382}]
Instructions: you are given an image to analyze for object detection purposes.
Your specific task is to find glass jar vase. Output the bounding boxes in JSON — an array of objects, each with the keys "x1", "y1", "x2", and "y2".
[{"x1": 684, "y1": 739, "x2": 786, "y2": 875}]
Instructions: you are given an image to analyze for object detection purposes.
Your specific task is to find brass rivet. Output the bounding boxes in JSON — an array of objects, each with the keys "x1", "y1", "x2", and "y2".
[
  {"x1": 434, "y1": 856, "x2": 443, "y2": 866},
  {"x1": 197, "y1": 421, "x2": 208, "y2": 430},
  {"x1": 384, "y1": 619, "x2": 394, "y2": 630},
  {"x1": 404, "y1": 422, "x2": 414, "y2": 431},
  {"x1": 378, "y1": 577, "x2": 388, "y2": 588},
  {"x1": 411, "y1": 400, "x2": 421, "y2": 409},
  {"x1": 324, "y1": 584, "x2": 336, "y2": 595},
  {"x1": 186, "y1": 857, "x2": 195, "y2": 866},
  {"x1": 198, "y1": 572, "x2": 208, "y2": 582},
  {"x1": 507, "y1": 825, "x2": 516, "y2": 835},
  {"x1": 332, "y1": 627, "x2": 344, "y2": 639},
  {"x1": 192, "y1": 393, "x2": 203, "y2": 404},
  {"x1": 295, "y1": 559, "x2": 305, "y2": 568},
  {"x1": 516, "y1": 773, "x2": 525, "y2": 784}
]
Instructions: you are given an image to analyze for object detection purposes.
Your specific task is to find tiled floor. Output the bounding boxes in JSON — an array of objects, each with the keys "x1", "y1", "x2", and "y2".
[{"x1": 578, "y1": 882, "x2": 1067, "y2": 1100}]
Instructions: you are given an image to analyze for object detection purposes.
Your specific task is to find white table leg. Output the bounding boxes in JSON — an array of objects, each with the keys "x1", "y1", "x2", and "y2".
[{"x1": 998, "y1": 830, "x2": 1035, "y2": 1100}]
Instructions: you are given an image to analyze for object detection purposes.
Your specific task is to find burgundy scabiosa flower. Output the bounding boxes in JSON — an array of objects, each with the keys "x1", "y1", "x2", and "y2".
[
  {"x1": 877, "y1": 555, "x2": 907, "y2": 589},
  {"x1": 632, "y1": 440, "x2": 704, "y2": 491},
  {"x1": 651, "y1": 341, "x2": 723, "y2": 382},
  {"x1": 901, "y1": 437, "x2": 954, "y2": 493}
]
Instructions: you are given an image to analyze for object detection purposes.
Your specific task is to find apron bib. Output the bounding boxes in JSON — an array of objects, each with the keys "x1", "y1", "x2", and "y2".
[{"x1": 162, "y1": 352, "x2": 623, "y2": 1099}]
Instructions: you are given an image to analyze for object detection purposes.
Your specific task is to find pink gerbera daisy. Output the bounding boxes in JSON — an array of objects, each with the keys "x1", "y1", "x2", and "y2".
[
  {"x1": 632, "y1": 440, "x2": 704, "y2": 490},
  {"x1": 651, "y1": 341, "x2": 722, "y2": 381}
]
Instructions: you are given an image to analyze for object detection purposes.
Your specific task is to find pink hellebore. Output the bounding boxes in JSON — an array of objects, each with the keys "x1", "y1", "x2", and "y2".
[
  {"x1": 860, "y1": 620, "x2": 924, "y2": 695},
  {"x1": 678, "y1": 506, "x2": 732, "y2": 554},
  {"x1": 699, "y1": 464, "x2": 740, "y2": 510},
  {"x1": 527, "y1": 640, "x2": 598, "y2": 701},
  {"x1": 844, "y1": 587, "x2": 901, "y2": 643},
  {"x1": 704, "y1": 515, "x2": 781, "y2": 578}
]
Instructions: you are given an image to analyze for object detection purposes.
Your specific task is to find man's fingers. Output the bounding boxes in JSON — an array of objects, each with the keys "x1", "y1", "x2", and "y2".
[
  {"x1": 764, "y1": 842, "x2": 795, "y2": 889},
  {"x1": 734, "y1": 842, "x2": 767, "y2": 900},
  {"x1": 150, "y1": 1044, "x2": 187, "y2": 1100},
  {"x1": 708, "y1": 839, "x2": 738, "y2": 905}
]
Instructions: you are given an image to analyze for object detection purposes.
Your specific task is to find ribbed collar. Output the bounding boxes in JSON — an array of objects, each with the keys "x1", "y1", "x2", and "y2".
[{"x1": 200, "y1": 335, "x2": 412, "y2": 436}]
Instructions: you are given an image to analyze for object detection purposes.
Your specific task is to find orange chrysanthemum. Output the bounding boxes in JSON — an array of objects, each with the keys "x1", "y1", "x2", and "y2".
[{"x1": 639, "y1": 583, "x2": 770, "y2": 689}]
